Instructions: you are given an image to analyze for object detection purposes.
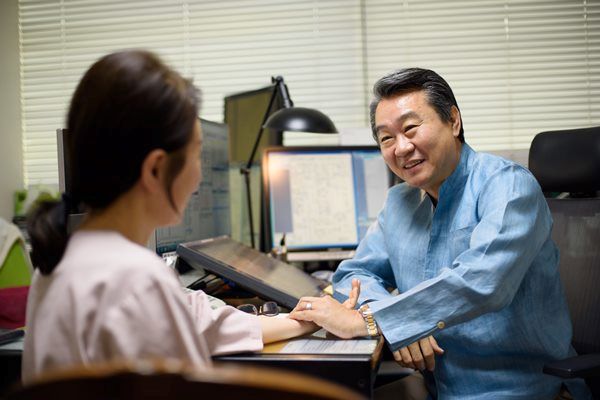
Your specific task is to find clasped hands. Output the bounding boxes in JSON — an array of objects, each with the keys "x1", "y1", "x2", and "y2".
[{"x1": 290, "y1": 278, "x2": 444, "y2": 371}]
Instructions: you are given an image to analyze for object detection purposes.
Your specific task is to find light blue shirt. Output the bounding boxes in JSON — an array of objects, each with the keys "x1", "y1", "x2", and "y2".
[{"x1": 333, "y1": 144, "x2": 590, "y2": 399}]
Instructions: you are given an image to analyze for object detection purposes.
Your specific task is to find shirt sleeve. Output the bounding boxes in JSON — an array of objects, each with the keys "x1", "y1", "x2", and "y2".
[
  {"x1": 368, "y1": 166, "x2": 554, "y2": 350},
  {"x1": 332, "y1": 210, "x2": 397, "y2": 305},
  {"x1": 185, "y1": 290, "x2": 263, "y2": 355},
  {"x1": 96, "y1": 276, "x2": 210, "y2": 365},
  {"x1": 96, "y1": 274, "x2": 262, "y2": 364}
]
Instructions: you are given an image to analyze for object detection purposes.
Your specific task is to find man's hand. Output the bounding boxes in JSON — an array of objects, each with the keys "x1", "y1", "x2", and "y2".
[
  {"x1": 290, "y1": 279, "x2": 366, "y2": 338},
  {"x1": 341, "y1": 278, "x2": 360, "y2": 309},
  {"x1": 393, "y1": 336, "x2": 444, "y2": 371}
]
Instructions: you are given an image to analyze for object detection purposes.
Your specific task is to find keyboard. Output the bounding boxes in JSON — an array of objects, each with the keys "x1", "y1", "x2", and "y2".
[
  {"x1": 161, "y1": 251, "x2": 178, "y2": 268},
  {"x1": 286, "y1": 250, "x2": 356, "y2": 262},
  {"x1": 163, "y1": 253, "x2": 226, "y2": 309},
  {"x1": 183, "y1": 287, "x2": 226, "y2": 309}
]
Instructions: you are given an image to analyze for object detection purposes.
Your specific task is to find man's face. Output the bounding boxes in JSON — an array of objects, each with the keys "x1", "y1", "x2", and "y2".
[{"x1": 374, "y1": 90, "x2": 462, "y2": 199}]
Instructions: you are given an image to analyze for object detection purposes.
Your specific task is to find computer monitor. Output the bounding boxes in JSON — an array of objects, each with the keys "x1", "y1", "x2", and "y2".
[
  {"x1": 57, "y1": 129, "x2": 71, "y2": 194},
  {"x1": 262, "y1": 146, "x2": 391, "y2": 259},
  {"x1": 224, "y1": 85, "x2": 284, "y2": 164},
  {"x1": 154, "y1": 118, "x2": 230, "y2": 257},
  {"x1": 57, "y1": 128, "x2": 85, "y2": 231}
]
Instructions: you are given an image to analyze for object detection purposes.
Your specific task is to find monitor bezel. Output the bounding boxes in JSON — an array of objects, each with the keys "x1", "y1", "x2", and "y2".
[{"x1": 261, "y1": 145, "x2": 392, "y2": 253}]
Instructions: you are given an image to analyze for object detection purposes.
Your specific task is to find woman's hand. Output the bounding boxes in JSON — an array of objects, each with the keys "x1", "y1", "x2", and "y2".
[
  {"x1": 290, "y1": 279, "x2": 367, "y2": 339},
  {"x1": 393, "y1": 335, "x2": 444, "y2": 371}
]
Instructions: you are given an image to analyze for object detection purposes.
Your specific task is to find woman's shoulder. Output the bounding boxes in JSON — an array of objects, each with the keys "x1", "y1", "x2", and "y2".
[{"x1": 57, "y1": 230, "x2": 177, "y2": 289}]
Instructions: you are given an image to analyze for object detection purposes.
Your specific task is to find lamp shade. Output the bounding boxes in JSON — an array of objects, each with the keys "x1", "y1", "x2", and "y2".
[{"x1": 264, "y1": 107, "x2": 338, "y2": 134}]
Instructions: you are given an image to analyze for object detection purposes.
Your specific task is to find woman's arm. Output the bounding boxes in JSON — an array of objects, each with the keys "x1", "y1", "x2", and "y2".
[{"x1": 258, "y1": 316, "x2": 317, "y2": 344}]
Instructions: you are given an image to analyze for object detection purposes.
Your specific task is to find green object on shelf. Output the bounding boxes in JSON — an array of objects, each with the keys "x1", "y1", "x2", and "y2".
[
  {"x1": 13, "y1": 190, "x2": 27, "y2": 217},
  {"x1": 0, "y1": 241, "x2": 31, "y2": 289},
  {"x1": 13, "y1": 186, "x2": 60, "y2": 220}
]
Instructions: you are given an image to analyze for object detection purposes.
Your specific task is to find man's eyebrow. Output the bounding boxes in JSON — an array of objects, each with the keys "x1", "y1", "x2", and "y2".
[{"x1": 375, "y1": 111, "x2": 420, "y2": 135}]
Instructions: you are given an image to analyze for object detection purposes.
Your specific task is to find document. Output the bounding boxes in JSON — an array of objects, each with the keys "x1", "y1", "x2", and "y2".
[
  {"x1": 267, "y1": 327, "x2": 379, "y2": 355},
  {"x1": 279, "y1": 338, "x2": 378, "y2": 355}
]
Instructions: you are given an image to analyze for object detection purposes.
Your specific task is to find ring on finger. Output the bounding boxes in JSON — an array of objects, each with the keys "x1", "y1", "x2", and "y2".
[{"x1": 305, "y1": 301, "x2": 312, "y2": 310}]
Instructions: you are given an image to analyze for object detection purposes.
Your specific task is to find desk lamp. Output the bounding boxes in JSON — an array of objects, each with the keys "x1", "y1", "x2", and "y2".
[{"x1": 240, "y1": 76, "x2": 338, "y2": 249}]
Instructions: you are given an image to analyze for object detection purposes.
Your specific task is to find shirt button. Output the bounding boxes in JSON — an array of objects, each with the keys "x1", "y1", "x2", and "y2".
[{"x1": 436, "y1": 321, "x2": 446, "y2": 329}]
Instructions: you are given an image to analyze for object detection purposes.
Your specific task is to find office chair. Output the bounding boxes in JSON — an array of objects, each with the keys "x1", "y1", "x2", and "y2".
[
  {"x1": 528, "y1": 126, "x2": 600, "y2": 397},
  {"x1": 5, "y1": 359, "x2": 365, "y2": 400}
]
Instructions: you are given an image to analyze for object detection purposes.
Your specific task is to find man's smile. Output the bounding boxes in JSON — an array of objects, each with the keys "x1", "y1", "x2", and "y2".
[{"x1": 403, "y1": 159, "x2": 424, "y2": 169}]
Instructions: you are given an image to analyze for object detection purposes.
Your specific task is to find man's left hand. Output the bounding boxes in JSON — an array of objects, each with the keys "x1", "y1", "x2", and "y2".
[{"x1": 393, "y1": 335, "x2": 444, "y2": 371}]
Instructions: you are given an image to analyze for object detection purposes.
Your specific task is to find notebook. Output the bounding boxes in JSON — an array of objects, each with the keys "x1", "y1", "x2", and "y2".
[{"x1": 176, "y1": 236, "x2": 331, "y2": 309}]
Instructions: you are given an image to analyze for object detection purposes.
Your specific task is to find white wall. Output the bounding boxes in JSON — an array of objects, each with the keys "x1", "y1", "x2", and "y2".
[{"x1": 0, "y1": 0, "x2": 23, "y2": 221}]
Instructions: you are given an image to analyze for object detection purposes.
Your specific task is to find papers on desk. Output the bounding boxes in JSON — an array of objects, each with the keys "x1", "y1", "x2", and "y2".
[
  {"x1": 279, "y1": 338, "x2": 378, "y2": 355},
  {"x1": 265, "y1": 327, "x2": 379, "y2": 355}
]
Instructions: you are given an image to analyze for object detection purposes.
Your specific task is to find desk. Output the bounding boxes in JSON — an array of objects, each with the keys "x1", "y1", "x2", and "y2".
[
  {"x1": 1, "y1": 335, "x2": 383, "y2": 399},
  {"x1": 215, "y1": 331, "x2": 384, "y2": 398},
  {"x1": 0, "y1": 337, "x2": 24, "y2": 395}
]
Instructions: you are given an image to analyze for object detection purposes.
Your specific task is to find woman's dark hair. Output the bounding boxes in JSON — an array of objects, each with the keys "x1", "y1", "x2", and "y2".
[
  {"x1": 27, "y1": 50, "x2": 200, "y2": 275},
  {"x1": 369, "y1": 68, "x2": 464, "y2": 143}
]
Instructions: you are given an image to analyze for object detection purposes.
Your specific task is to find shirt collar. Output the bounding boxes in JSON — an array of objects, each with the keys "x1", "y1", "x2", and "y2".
[{"x1": 437, "y1": 143, "x2": 474, "y2": 201}]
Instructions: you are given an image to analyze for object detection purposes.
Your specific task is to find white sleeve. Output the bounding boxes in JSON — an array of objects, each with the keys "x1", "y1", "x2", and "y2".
[
  {"x1": 97, "y1": 276, "x2": 210, "y2": 365},
  {"x1": 96, "y1": 274, "x2": 262, "y2": 364},
  {"x1": 185, "y1": 290, "x2": 263, "y2": 356}
]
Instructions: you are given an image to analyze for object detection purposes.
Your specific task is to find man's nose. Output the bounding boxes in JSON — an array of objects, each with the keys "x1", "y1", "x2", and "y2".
[{"x1": 394, "y1": 135, "x2": 414, "y2": 157}]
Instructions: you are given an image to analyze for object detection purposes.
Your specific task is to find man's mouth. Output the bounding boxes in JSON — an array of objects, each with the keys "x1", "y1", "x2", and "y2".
[{"x1": 403, "y1": 159, "x2": 424, "y2": 169}]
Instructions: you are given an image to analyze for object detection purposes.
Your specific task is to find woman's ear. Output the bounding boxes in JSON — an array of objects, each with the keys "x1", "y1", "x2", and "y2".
[{"x1": 140, "y1": 149, "x2": 168, "y2": 193}]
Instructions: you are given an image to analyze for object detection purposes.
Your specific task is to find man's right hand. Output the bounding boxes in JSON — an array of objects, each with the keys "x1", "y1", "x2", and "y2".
[{"x1": 393, "y1": 335, "x2": 444, "y2": 371}]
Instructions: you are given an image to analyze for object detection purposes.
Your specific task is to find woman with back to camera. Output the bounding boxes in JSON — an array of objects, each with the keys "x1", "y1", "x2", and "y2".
[{"x1": 23, "y1": 50, "x2": 360, "y2": 383}]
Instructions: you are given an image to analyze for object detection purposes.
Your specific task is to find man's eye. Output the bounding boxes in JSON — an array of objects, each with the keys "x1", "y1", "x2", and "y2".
[{"x1": 405, "y1": 125, "x2": 417, "y2": 132}]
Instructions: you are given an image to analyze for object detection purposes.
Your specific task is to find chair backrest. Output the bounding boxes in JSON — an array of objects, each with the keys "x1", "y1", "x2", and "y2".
[
  {"x1": 528, "y1": 126, "x2": 600, "y2": 355},
  {"x1": 529, "y1": 126, "x2": 600, "y2": 195},
  {"x1": 546, "y1": 198, "x2": 600, "y2": 355},
  {"x1": 6, "y1": 359, "x2": 366, "y2": 400}
]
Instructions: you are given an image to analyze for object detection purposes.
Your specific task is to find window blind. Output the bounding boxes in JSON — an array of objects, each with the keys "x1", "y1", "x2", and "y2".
[
  {"x1": 18, "y1": 0, "x2": 364, "y2": 186},
  {"x1": 18, "y1": 0, "x2": 599, "y2": 186},
  {"x1": 364, "y1": 0, "x2": 599, "y2": 150}
]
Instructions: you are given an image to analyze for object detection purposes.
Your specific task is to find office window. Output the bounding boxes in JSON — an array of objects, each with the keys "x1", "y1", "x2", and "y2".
[
  {"x1": 18, "y1": 0, "x2": 599, "y2": 186},
  {"x1": 18, "y1": 0, "x2": 364, "y2": 186},
  {"x1": 364, "y1": 0, "x2": 600, "y2": 150}
]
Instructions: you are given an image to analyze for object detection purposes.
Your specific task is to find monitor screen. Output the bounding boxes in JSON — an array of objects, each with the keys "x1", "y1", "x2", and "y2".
[
  {"x1": 154, "y1": 118, "x2": 230, "y2": 256},
  {"x1": 224, "y1": 85, "x2": 284, "y2": 164},
  {"x1": 262, "y1": 146, "x2": 391, "y2": 252},
  {"x1": 177, "y1": 236, "x2": 327, "y2": 309}
]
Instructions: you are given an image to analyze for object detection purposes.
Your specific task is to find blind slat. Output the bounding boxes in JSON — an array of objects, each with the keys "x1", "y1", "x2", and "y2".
[{"x1": 18, "y1": 0, "x2": 600, "y2": 185}]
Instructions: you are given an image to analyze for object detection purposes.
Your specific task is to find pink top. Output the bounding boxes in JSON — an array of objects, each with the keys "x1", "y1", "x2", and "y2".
[{"x1": 22, "y1": 230, "x2": 262, "y2": 383}]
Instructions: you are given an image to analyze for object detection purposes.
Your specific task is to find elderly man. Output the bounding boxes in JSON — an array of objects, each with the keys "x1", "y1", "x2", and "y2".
[{"x1": 291, "y1": 68, "x2": 590, "y2": 399}]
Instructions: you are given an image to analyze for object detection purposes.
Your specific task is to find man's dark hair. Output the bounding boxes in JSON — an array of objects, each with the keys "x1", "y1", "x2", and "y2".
[{"x1": 369, "y1": 68, "x2": 464, "y2": 143}]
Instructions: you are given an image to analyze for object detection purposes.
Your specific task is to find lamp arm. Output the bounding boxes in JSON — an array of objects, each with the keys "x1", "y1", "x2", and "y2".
[
  {"x1": 273, "y1": 75, "x2": 293, "y2": 108},
  {"x1": 240, "y1": 76, "x2": 287, "y2": 249}
]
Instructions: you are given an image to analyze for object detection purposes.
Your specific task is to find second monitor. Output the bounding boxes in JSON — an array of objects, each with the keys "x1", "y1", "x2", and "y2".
[{"x1": 262, "y1": 146, "x2": 391, "y2": 260}]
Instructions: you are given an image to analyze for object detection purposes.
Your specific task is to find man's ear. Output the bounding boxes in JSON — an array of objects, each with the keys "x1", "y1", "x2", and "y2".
[
  {"x1": 451, "y1": 106, "x2": 461, "y2": 138},
  {"x1": 140, "y1": 149, "x2": 168, "y2": 193}
]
